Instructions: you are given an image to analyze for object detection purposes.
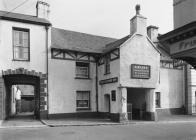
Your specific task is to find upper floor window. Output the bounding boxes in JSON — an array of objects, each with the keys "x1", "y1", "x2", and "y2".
[
  {"x1": 76, "y1": 62, "x2": 89, "y2": 79},
  {"x1": 13, "y1": 27, "x2": 30, "y2": 61},
  {"x1": 105, "y1": 54, "x2": 110, "y2": 74}
]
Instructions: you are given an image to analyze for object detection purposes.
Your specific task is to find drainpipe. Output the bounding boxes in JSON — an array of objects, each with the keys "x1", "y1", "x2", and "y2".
[
  {"x1": 96, "y1": 60, "x2": 99, "y2": 113},
  {"x1": 184, "y1": 64, "x2": 188, "y2": 114},
  {"x1": 45, "y1": 25, "x2": 49, "y2": 119}
]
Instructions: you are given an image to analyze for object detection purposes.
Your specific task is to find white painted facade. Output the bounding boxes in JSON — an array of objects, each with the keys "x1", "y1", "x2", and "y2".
[
  {"x1": 156, "y1": 68, "x2": 184, "y2": 109},
  {"x1": 0, "y1": 20, "x2": 47, "y2": 74},
  {"x1": 48, "y1": 60, "x2": 97, "y2": 114}
]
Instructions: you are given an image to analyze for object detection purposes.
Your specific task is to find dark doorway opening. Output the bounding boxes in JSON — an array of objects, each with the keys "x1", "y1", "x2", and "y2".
[
  {"x1": 4, "y1": 74, "x2": 40, "y2": 120},
  {"x1": 127, "y1": 88, "x2": 147, "y2": 120},
  {"x1": 104, "y1": 94, "x2": 111, "y2": 118}
]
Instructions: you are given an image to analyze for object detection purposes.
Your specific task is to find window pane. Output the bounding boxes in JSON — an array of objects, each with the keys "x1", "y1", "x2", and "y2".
[
  {"x1": 76, "y1": 66, "x2": 88, "y2": 78},
  {"x1": 14, "y1": 31, "x2": 20, "y2": 46},
  {"x1": 77, "y1": 100, "x2": 89, "y2": 107}
]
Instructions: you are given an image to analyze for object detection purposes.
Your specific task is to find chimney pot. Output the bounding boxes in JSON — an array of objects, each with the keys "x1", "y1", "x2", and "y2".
[{"x1": 135, "y1": 4, "x2": 141, "y2": 15}]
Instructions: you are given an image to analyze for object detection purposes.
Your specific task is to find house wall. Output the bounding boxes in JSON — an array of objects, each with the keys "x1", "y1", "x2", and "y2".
[
  {"x1": 98, "y1": 59, "x2": 120, "y2": 114},
  {"x1": 120, "y1": 35, "x2": 160, "y2": 88},
  {"x1": 0, "y1": 20, "x2": 48, "y2": 120},
  {"x1": 156, "y1": 68, "x2": 184, "y2": 115},
  {"x1": 48, "y1": 59, "x2": 96, "y2": 114},
  {"x1": 0, "y1": 20, "x2": 47, "y2": 74}
]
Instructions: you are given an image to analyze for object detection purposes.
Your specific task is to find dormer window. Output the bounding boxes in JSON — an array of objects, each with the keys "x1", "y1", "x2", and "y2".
[{"x1": 13, "y1": 27, "x2": 30, "y2": 61}]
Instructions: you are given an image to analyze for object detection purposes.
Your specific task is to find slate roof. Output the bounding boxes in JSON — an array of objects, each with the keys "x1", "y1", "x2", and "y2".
[
  {"x1": 51, "y1": 27, "x2": 117, "y2": 53},
  {"x1": 0, "y1": 10, "x2": 51, "y2": 26},
  {"x1": 103, "y1": 35, "x2": 130, "y2": 53}
]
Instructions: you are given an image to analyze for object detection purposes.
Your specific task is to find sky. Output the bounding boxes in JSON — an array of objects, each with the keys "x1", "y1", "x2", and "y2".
[{"x1": 2, "y1": 0, "x2": 173, "y2": 39}]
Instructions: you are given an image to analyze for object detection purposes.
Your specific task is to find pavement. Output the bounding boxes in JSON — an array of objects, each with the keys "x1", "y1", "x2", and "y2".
[{"x1": 1, "y1": 114, "x2": 196, "y2": 128}]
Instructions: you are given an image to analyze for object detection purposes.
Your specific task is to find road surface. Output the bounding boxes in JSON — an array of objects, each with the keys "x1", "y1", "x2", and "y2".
[{"x1": 0, "y1": 122, "x2": 196, "y2": 140}]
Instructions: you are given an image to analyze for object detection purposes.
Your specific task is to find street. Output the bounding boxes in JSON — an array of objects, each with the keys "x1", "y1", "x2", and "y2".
[{"x1": 0, "y1": 122, "x2": 196, "y2": 140}]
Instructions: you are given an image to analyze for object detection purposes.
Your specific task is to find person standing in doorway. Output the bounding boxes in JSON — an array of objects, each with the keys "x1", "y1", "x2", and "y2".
[{"x1": 15, "y1": 86, "x2": 22, "y2": 114}]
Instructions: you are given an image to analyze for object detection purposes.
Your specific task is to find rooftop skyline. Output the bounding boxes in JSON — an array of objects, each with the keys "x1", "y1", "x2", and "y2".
[{"x1": 2, "y1": 0, "x2": 173, "y2": 38}]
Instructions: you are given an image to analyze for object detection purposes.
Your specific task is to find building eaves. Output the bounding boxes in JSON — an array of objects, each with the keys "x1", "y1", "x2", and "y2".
[
  {"x1": 158, "y1": 20, "x2": 196, "y2": 41},
  {"x1": 0, "y1": 10, "x2": 51, "y2": 26}
]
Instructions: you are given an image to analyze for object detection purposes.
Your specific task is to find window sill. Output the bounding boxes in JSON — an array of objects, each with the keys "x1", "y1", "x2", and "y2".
[
  {"x1": 12, "y1": 59, "x2": 30, "y2": 62},
  {"x1": 156, "y1": 107, "x2": 161, "y2": 109},
  {"x1": 75, "y1": 77, "x2": 91, "y2": 80},
  {"x1": 76, "y1": 108, "x2": 91, "y2": 111},
  {"x1": 104, "y1": 72, "x2": 111, "y2": 75}
]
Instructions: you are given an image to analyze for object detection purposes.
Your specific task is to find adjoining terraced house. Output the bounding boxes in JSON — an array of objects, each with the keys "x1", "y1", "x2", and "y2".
[{"x1": 0, "y1": 1, "x2": 186, "y2": 123}]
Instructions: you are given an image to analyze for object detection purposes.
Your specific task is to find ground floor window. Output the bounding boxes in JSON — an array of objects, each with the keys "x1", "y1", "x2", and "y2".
[
  {"x1": 155, "y1": 92, "x2": 161, "y2": 108},
  {"x1": 76, "y1": 91, "x2": 90, "y2": 110}
]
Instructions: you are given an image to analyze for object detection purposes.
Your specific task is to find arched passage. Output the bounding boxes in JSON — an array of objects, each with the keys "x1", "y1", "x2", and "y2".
[
  {"x1": 0, "y1": 68, "x2": 48, "y2": 120},
  {"x1": 4, "y1": 74, "x2": 40, "y2": 119}
]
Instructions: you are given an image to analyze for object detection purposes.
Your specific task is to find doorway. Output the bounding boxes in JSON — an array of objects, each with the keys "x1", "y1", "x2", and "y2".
[
  {"x1": 4, "y1": 74, "x2": 40, "y2": 120},
  {"x1": 11, "y1": 85, "x2": 35, "y2": 118},
  {"x1": 127, "y1": 88, "x2": 147, "y2": 120},
  {"x1": 104, "y1": 94, "x2": 111, "y2": 118}
]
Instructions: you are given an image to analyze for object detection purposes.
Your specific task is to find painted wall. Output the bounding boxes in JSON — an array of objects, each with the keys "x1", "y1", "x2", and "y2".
[
  {"x1": 48, "y1": 59, "x2": 96, "y2": 114},
  {"x1": 155, "y1": 68, "x2": 184, "y2": 109},
  {"x1": 120, "y1": 34, "x2": 160, "y2": 88},
  {"x1": 98, "y1": 59, "x2": 120, "y2": 113},
  {"x1": 173, "y1": 0, "x2": 196, "y2": 29},
  {"x1": 0, "y1": 20, "x2": 47, "y2": 74}
]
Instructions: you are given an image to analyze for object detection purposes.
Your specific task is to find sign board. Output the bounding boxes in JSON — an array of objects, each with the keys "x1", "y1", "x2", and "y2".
[
  {"x1": 173, "y1": 59, "x2": 186, "y2": 67},
  {"x1": 99, "y1": 77, "x2": 118, "y2": 85},
  {"x1": 131, "y1": 64, "x2": 150, "y2": 79},
  {"x1": 171, "y1": 36, "x2": 196, "y2": 55}
]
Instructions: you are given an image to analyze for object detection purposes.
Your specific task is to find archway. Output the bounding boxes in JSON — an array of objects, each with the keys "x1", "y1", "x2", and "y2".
[
  {"x1": 4, "y1": 75, "x2": 40, "y2": 119},
  {"x1": 0, "y1": 68, "x2": 48, "y2": 120}
]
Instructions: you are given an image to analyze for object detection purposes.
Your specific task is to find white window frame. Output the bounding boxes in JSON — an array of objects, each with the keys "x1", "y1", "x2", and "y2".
[{"x1": 13, "y1": 27, "x2": 30, "y2": 61}]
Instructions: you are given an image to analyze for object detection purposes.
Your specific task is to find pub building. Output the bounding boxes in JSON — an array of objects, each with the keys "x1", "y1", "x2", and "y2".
[
  {"x1": 159, "y1": 0, "x2": 196, "y2": 115},
  {"x1": 0, "y1": 2, "x2": 185, "y2": 123}
]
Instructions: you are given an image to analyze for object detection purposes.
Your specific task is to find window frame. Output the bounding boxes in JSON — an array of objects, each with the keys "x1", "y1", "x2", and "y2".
[
  {"x1": 12, "y1": 27, "x2": 30, "y2": 61},
  {"x1": 104, "y1": 54, "x2": 110, "y2": 75},
  {"x1": 155, "y1": 92, "x2": 161, "y2": 108},
  {"x1": 75, "y1": 62, "x2": 90, "y2": 79},
  {"x1": 76, "y1": 91, "x2": 90, "y2": 110}
]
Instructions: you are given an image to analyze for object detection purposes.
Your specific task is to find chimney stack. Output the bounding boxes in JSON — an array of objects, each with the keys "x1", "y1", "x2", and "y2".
[
  {"x1": 147, "y1": 25, "x2": 159, "y2": 43},
  {"x1": 130, "y1": 5, "x2": 147, "y2": 35},
  {"x1": 36, "y1": 0, "x2": 50, "y2": 19}
]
